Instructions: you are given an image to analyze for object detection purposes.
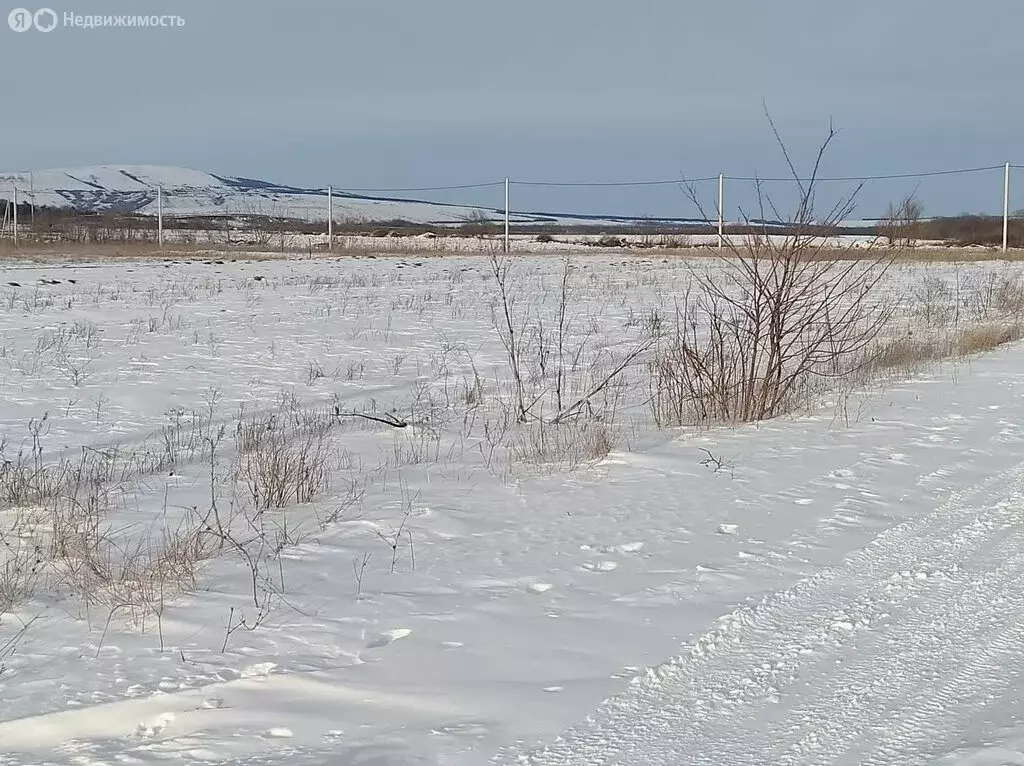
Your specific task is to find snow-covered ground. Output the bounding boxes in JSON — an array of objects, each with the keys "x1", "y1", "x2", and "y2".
[
  {"x1": 11, "y1": 227, "x2": 965, "y2": 257},
  {"x1": 153, "y1": 230, "x2": 902, "y2": 253},
  {"x1": 2, "y1": 254, "x2": 1024, "y2": 765}
]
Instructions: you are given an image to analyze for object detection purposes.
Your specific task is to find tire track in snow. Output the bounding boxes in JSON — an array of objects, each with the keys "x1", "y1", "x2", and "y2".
[
  {"x1": 766, "y1": 516, "x2": 1024, "y2": 765},
  {"x1": 493, "y1": 461, "x2": 1024, "y2": 765},
  {"x1": 856, "y1": 535, "x2": 1024, "y2": 766}
]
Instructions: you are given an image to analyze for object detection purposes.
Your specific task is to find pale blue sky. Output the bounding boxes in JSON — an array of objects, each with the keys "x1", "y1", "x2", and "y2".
[{"x1": 2, "y1": 0, "x2": 1021, "y2": 218}]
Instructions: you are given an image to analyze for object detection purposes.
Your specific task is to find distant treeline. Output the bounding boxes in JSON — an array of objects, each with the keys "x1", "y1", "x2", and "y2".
[{"x1": 1, "y1": 199, "x2": 1023, "y2": 246}]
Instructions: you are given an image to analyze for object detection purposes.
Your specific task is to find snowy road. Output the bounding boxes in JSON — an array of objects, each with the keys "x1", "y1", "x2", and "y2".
[{"x1": 497, "y1": 461, "x2": 1024, "y2": 765}]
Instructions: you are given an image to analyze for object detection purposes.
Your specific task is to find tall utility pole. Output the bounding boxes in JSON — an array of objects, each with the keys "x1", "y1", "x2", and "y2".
[
  {"x1": 717, "y1": 173, "x2": 724, "y2": 249},
  {"x1": 504, "y1": 177, "x2": 510, "y2": 253},
  {"x1": 1003, "y1": 162, "x2": 1011, "y2": 254}
]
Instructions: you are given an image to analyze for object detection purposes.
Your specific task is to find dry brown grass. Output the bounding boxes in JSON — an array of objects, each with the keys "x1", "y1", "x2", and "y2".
[
  {"x1": 0, "y1": 528, "x2": 45, "y2": 616},
  {"x1": 682, "y1": 246, "x2": 1024, "y2": 264},
  {"x1": 955, "y1": 323, "x2": 1024, "y2": 355},
  {"x1": 863, "y1": 335, "x2": 946, "y2": 374},
  {"x1": 508, "y1": 419, "x2": 615, "y2": 470},
  {"x1": 55, "y1": 509, "x2": 216, "y2": 626},
  {"x1": 0, "y1": 457, "x2": 217, "y2": 629},
  {"x1": 863, "y1": 321, "x2": 1024, "y2": 378},
  {"x1": 891, "y1": 248, "x2": 1024, "y2": 263},
  {"x1": 0, "y1": 242, "x2": 257, "y2": 263}
]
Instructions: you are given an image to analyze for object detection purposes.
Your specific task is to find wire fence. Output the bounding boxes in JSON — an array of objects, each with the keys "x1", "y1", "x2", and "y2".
[{"x1": 0, "y1": 162, "x2": 1020, "y2": 251}]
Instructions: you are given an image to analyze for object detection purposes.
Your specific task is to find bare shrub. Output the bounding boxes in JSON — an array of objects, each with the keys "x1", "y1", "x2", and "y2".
[
  {"x1": 0, "y1": 416, "x2": 73, "y2": 508},
  {"x1": 879, "y1": 194, "x2": 923, "y2": 248},
  {"x1": 660, "y1": 234, "x2": 692, "y2": 249},
  {"x1": 316, "y1": 477, "x2": 366, "y2": 529},
  {"x1": 651, "y1": 118, "x2": 895, "y2": 427},
  {"x1": 912, "y1": 276, "x2": 956, "y2": 326},
  {"x1": 373, "y1": 501, "x2": 416, "y2": 575},
  {"x1": 990, "y1": 274, "x2": 1024, "y2": 316},
  {"x1": 59, "y1": 509, "x2": 217, "y2": 631},
  {"x1": 509, "y1": 419, "x2": 614, "y2": 470},
  {"x1": 489, "y1": 254, "x2": 654, "y2": 425},
  {"x1": 973, "y1": 271, "x2": 1024, "y2": 319},
  {"x1": 306, "y1": 359, "x2": 326, "y2": 385},
  {"x1": 239, "y1": 429, "x2": 331, "y2": 512},
  {"x1": 0, "y1": 432, "x2": 217, "y2": 634},
  {"x1": 489, "y1": 252, "x2": 532, "y2": 422},
  {"x1": 239, "y1": 201, "x2": 280, "y2": 248},
  {"x1": 391, "y1": 428, "x2": 442, "y2": 466},
  {"x1": 0, "y1": 395, "x2": 342, "y2": 641},
  {"x1": 0, "y1": 525, "x2": 45, "y2": 616},
  {"x1": 158, "y1": 407, "x2": 214, "y2": 469},
  {"x1": 459, "y1": 370, "x2": 485, "y2": 409}
]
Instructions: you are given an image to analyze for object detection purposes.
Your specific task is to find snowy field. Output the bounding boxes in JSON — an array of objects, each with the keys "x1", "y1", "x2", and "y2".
[
  {"x1": 2, "y1": 253, "x2": 1024, "y2": 765},
  {"x1": 26, "y1": 229, "x2": 953, "y2": 255}
]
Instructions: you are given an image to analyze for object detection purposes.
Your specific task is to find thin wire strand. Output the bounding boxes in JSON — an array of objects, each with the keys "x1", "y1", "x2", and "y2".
[
  {"x1": 509, "y1": 165, "x2": 1005, "y2": 187},
  {"x1": 726, "y1": 165, "x2": 1005, "y2": 183},
  {"x1": 332, "y1": 181, "x2": 505, "y2": 193},
  {"x1": 3, "y1": 165, "x2": 1014, "y2": 193},
  {"x1": 512, "y1": 178, "x2": 716, "y2": 187}
]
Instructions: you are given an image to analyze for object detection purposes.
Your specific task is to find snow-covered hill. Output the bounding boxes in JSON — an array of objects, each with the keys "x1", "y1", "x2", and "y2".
[
  {"x1": 0, "y1": 165, "x2": 709, "y2": 227},
  {"x1": 0, "y1": 165, "x2": 507, "y2": 225}
]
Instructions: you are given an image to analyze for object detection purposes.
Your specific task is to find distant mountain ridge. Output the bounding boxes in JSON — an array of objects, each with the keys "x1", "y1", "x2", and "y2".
[
  {"x1": 0, "y1": 164, "x2": 717, "y2": 227},
  {"x1": 0, "y1": 165, "x2": 502, "y2": 224}
]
